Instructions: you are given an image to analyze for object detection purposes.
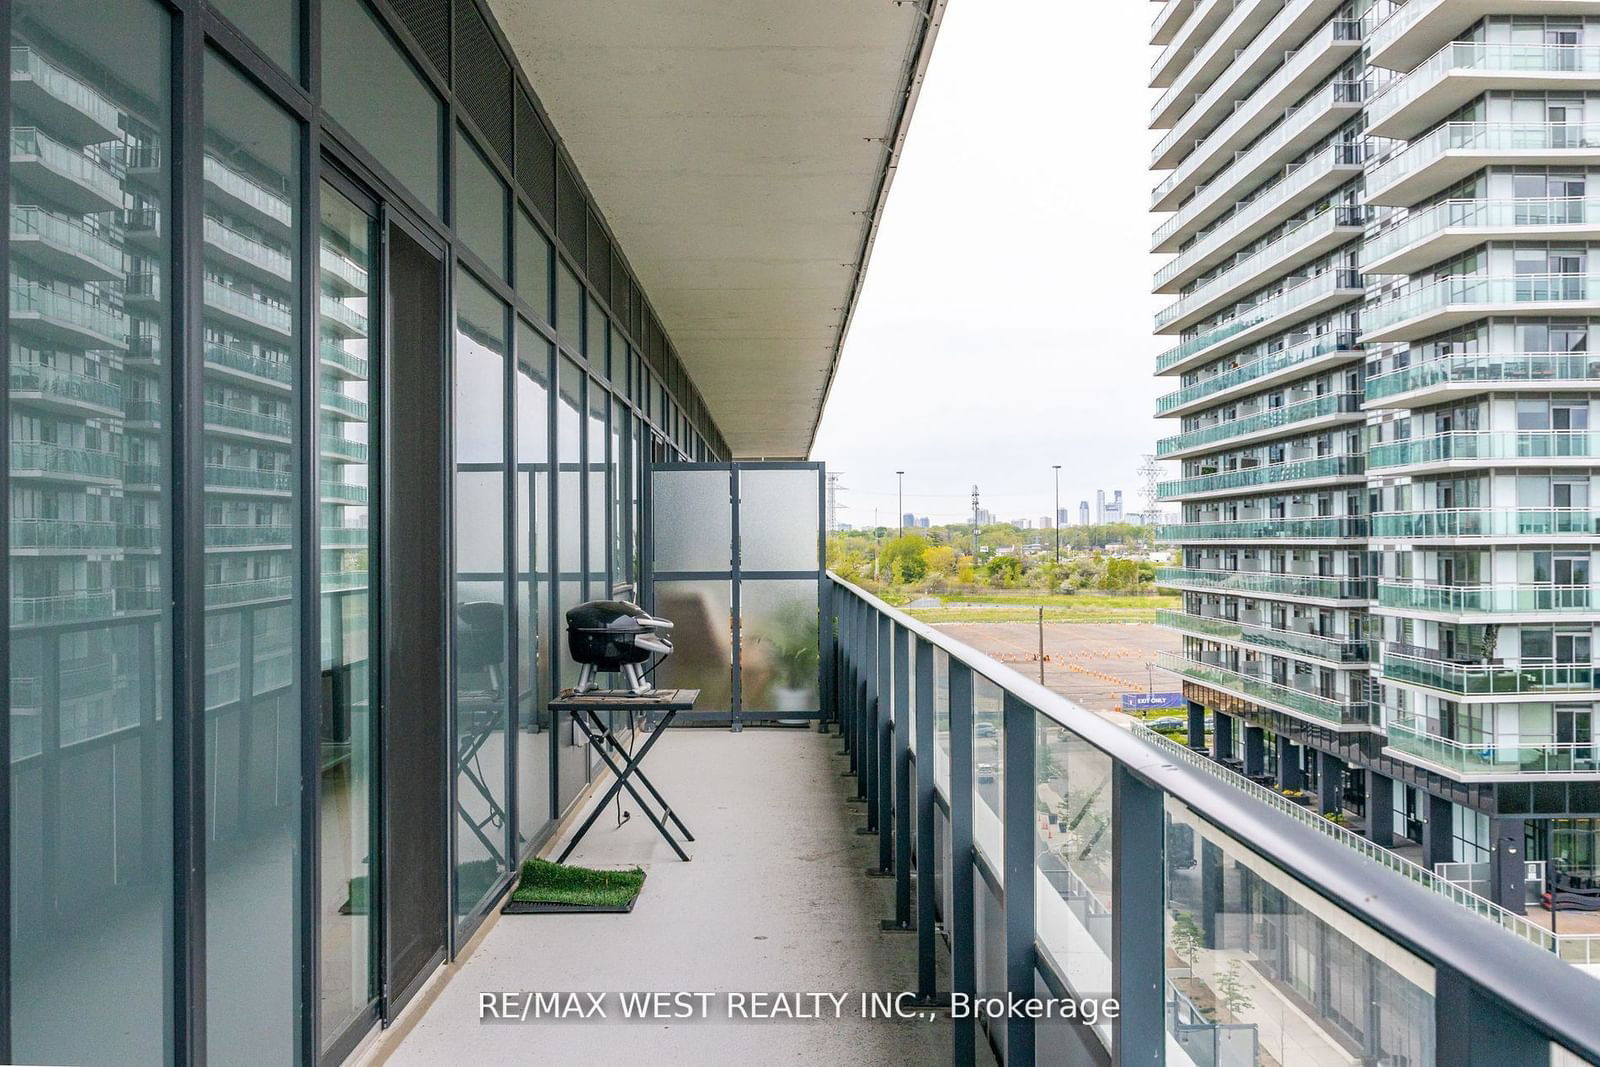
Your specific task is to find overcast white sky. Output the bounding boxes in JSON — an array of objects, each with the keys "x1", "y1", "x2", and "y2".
[{"x1": 811, "y1": 0, "x2": 1165, "y2": 528}]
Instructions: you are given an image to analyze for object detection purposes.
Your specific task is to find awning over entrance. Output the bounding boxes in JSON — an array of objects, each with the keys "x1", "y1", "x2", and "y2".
[{"x1": 486, "y1": 0, "x2": 945, "y2": 458}]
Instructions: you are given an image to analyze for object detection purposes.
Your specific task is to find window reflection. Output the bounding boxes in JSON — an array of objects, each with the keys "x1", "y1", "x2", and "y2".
[
  {"x1": 454, "y1": 269, "x2": 510, "y2": 920},
  {"x1": 200, "y1": 47, "x2": 302, "y2": 1065}
]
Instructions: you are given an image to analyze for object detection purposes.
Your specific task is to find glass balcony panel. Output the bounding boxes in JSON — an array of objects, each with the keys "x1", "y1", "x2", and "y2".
[
  {"x1": 1383, "y1": 652, "x2": 1598, "y2": 695},
  {"x1": 1156, "y1": 650, "x2": 1370, "y2": 725},
  {"x1": 1158, "y1": 453, "x2": 1363, "y2": 496},
  {"x1": 1388, "y1": 719, "x2": 1600, "y2": 775},
  {"x1": 1158, "y1": 567, "x2": 1370, "y2": 601},
  {"x1": 1371, "y1": 509, "x2": 1600, "y2": 538},
  {"x1": 1377, "y1": 582, "x2": 1595, "y2": 614},
  {"x1": 1156, "y1": 331, "x2": 1357, "y2": 414},
  {"x1": 1158, "y1": 609, "x2": 1372, "y2": 663},
  {"x1": 1164, "y1": 797, "x2": 1438, "y2": 1065},
  {"x1": 1367, "y1": 351, "x2": 1600, "y2": 401},
  {"x1": 1368, "y1": 431, "x2": 1600, "y2": 468}
]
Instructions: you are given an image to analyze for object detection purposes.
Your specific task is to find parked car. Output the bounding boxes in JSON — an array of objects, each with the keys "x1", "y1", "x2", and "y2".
[
  {"x1": 975, "y1": 721, "x2": 997, "y2": 739},
  {"x1": 1147, "y1": 717, "x2": 1187, "y2": 735},
  {"x1": 977, "y1": 762, "x2": 997, "y2": 783}
]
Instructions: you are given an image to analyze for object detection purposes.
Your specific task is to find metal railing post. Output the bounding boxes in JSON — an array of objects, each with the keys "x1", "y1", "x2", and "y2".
[
  {"x1": 1112, "y1": 763, "x2": 1165, "y2": 1064},
  {"x1": 840, "y1": 594, "x2": 855, "y2": 762},
  {"x1": 883, "y1": 621, "x2": 913, "y2": 905},
  {"x1": 872, "y1": 613, "x2": 894, "y2": 858},
  {"x1": 819, "y1": 580, "x2": 834, "y2": 734},
  {"x1": 913, "y1": 636, "x2": 941, "y2": 999},
  {"x1": 949, "y1": 660, "x2": 977, "y2": 1067},
  {"x1": 1002, "y1": 691, "x2": 1037, "y2": 1067}
]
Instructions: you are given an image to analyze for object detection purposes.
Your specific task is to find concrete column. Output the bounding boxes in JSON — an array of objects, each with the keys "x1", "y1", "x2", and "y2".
[
  {"x1": 1276, "y1": 735, "x2": 1303, "y2": 791},
  {"x1": 1422, "y1": 792, "x2": 1454, "y2": 870},
  {"x1": 1489, "y1": 816, "x2": 1528, "y2": 915},
  {"x1": 1242, "y1": 725, "x2": 1266, "y2": 778},
  {"x1": 1186, "y1": 700, "x2": 1207, "y2": 752},
  {"x1": 1214, "y1": 712, "x2": 1235, "y2": 763},
  {"x1": 1365, "y1": 770, "x2": 1394, "y2": 847},
  {"x1": 1318, "y1": 750, "x2": 1345, "y2": 817}
]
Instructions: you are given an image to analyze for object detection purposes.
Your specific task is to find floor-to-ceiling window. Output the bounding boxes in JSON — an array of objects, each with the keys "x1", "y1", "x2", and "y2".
[
  {"x1": 452, "y1": 268, "x2": 510, "y2": 924},
  {"x1": 317, "y1": 181, "x2": 377, "y2": 1051},
  {"x1": 515, "y1": 320, "x2": 552, "y2": 850},
  {"x1": 200, "y1": 47, "x2": 303, "y2": 1064},
  {"x1": 7, "y1": 1, "x2": 173, "y2": 1061},
  {"x1": 555, "y1": 355, "x2": 587, "y2": 807}
]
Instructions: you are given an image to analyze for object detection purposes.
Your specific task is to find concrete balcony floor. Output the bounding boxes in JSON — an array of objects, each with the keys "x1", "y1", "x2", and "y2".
[{"x1": 374, "y1": 727, "x2": 989, "y2": 1066}]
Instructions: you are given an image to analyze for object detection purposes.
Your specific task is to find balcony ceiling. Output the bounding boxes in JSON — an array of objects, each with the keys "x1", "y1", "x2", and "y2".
[{"x1": 487, "y1": 0, "x2": 945, "y2": 458}]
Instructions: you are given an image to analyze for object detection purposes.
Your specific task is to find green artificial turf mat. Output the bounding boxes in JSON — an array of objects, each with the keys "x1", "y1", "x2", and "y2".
[{"x1": 505, "y1": 858, "x2": 645, "y2": 913}]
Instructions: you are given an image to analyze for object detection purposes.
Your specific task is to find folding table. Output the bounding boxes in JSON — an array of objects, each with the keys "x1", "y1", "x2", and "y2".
[{"x1": 549, "y1": 688, "x2": 699, "y2": 862}]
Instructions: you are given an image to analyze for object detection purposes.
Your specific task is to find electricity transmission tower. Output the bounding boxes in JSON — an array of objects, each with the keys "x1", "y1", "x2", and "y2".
[
  {"x1": 970, "y1": 485, "x2": 980, "y2": 556},
  {"x1": 825, "y1": 472, "x2": 847, "y2": 532},
  {"x1": 1138, "y1": 453, "x2": 1161, "y2": 525}
]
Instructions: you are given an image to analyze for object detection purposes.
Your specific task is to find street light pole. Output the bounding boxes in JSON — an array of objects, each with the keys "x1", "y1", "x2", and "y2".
[
  {"x1": 896, "y1": 470, "x2": 905, "y2": 538},
  {"x1": 1052, "y1": 464, "x2": 1062, "y2": 564}
]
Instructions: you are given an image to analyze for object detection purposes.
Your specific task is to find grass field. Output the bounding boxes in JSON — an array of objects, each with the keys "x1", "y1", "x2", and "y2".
[{"x1": 898, "y1": 592, "x2": 1178, "y2": 624}]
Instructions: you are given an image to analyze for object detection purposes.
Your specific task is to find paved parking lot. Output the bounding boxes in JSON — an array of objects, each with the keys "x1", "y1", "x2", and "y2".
[{"x1": 932, "y1": 621, "x2": 1182, "y2": 714}]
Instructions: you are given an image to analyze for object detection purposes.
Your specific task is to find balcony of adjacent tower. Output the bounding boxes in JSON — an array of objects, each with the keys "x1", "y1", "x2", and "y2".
[
  {"x1": 1361, "y1": 273, "x2": 1600, "y2": 344},
  {"x1": 1156, "y1": 392, "x2": 1364, "y2": 459},
  {"x1": 1156, "y1": 269, "x2": 1364, "y2": 376},
  {"x1": 1367, "y1": 350, "x2": 1600, "y2": 407},
  {"x1": 1156, "y1": 329, "x2": 1362, "y2": 416},
  {"x1": 1366, "y1": 429, "x2": 1600, "y2": 474},
  {"x1": 1369, "y1": 42, "x2": 1600, "y2": 140},
  {"x1": 1376, "y1": 581, "x2": 1600, "y2": 621},
  {"x1": 1153, "y1": 95, "x2": 1368, "y2": 253},
  {"x1": 1151, "y1": 13, "x2": 1364, "y2": 180},
  {"x1": 1362, "y1": 198, "x2": 1600, "y2": 276},
  {"x1": 1368, "y1": 0, "x2": 1600, "y2": 73},
  {"x1": 1155, "y1": 648, "x2": 1372, "y2": 729},
  {"x1": 1370, "y1": 507, "x2": 1600, "y2": 542},
  {"x1": 8, "y1": 127, "x2": 124, "y2": 215},
  {"x1": 1366, "y1": 123, "x2": 1600, "y2": 206},
  {"x1": 1159, "y1": 607, "x2": 1372, "y2": 665},
  {"x1": 9, "y1": 205, "x2": 123, "y2": 282},
  {"x1": 9, "y1": 46, "x2": 121, "y2": 145},
  {"x1": 1150, "y1": 0, "x2": 1281, "y2": 96},
  {"x1": 1385, "y1": 717, "x2": 1600, "y2": 780},
  {"x1": 1155, "y1": 209, "x2": 1364, "y2": 332},
  {"x1": 1156, "y1": 566, "x2": 1371, "y2": 605}
]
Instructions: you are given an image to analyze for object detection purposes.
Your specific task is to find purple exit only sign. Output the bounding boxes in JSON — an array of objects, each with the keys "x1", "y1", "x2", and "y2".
[{"x1": 1121, "y1": 692, "x2": 1186, "y2": 711}]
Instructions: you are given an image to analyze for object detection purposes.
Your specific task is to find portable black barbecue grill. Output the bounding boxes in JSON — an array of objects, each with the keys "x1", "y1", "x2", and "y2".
[{"x1": 565, "y1": 599, "x2": 674, "y2": 695}]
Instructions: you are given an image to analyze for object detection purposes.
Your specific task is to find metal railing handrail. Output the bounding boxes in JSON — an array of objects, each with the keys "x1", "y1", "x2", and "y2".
[{"x1": 829, "y1": 572, "x2": 1600, "y2": 1058}]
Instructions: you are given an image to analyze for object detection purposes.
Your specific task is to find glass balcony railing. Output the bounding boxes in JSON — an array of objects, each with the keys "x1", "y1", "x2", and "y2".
[
  {"x1": 1364, "y1": 273, "x2": 1600, "y2": 337},
  {"x1": 1156, "y1": 330, "x2": 1358, "y2": 414},
  {"x1": 10, "y1": 362, "x2": 122, "y2": 411},
  {"x1": 1159, "y1": 453, "x2": 1363, "y2": 497},
  {"x1": 1368, "y1": 430, "x2": 1600, "y2": 468},
  {"x1": 10, "y1": 441, "x2": 123, "y2": 480},
  {"x1": 1367, "y1": 350, "x2": 1600, "y2": 401},
  {"x1": 1156, "y1": 650, "x2": 1371, "y2": 726},
  {"x1": 10, "y1": 278, "x2": 128, "y2": 346},
  {"x1": 1157, "y1": 567, "x2": 1370, "y2": 600},
  {"x1": 1157, "y1": 608, "x2": 1371, "y2": 662},
  {"x1": 1387, "y1": 718, "x2": 1600, "y2": 775},
  {"x1": 320, "y1": 246, "x2": 369, "y2": 291},
  {"x1": 322, "y1": 570, "x2": 369, "y2": 593},
  {"x1": 205, "y1": 342, "x2": 293, "y2": 384},
  {"x1": 1155, "y1": 74, "x2": 1366, "y2": 221},
  {"x1": 321, "y1": 525, "x2": 369, "y2": 547},
  {"x1": 1363, "y1": 199, "x2": 1600, "y2": 270},
  {"x1": 204, "y1": 216, "x2": 292, "y2": 279},
  {"x1": 204, "y1": 524, "x2": 293, "y2": 548},
  {"x1": 10, "y1": 204, "x2": 123, "y2": 276},
  {"x1": 203, "y1": 402, "x2": 291, "y2": 439},
  {"x1": 320, "y1": 343, "x2": 369, "y2": 380},
  {"x1": 1156, "y1": 270, "x2": 1362, "y2": 371},
  {"x1": 205, "y1": 576, "x2": 293, "y2": 606},
  {"x1": 10, "y1": 46, "x2": 121, "y2": 133},
  {"x1": 1367, "y1": 0, "x2": 1432, "y2": 60},
  {"x1": 829, "y1": 573, "x2": 1600, "y2": 1063},
  {"x1": 203, "y1": 155, "x2": 292, "y2": 226},
  {"x1": 1157, "y1": 391, "x2": 1363, "y2": 456},
  {"x1": 205, "y1": 463, "x2": 291, "y2": 492},
  {"x1": 1369, "y1": 44, "x2": 1600, "y2": 131},
  {"x1": 321, "y1": 480, "x2": 368, "y2": 504},
  {"x1": 11, "y1": 592, "x2": 117, "y2": 626},
  {"x1": 1159, "y1": 515, "x2": 1366, "y2": 541},
  {"x1": 1153, "y1": 15, "x2": 1365, "y2": 174},
  {"x1": 1150, "y1": 0, "x2": 1274, "y2": 115},
  {"x1": 320, "y1": 388, "x2": 369, "y2": 421},
  {"x1": 1383, "y1": 650, "x2": 1599, "y2": 695},
  {"x1": 1156, "y1": 212, "x2": 1363, "y2": 332},
  {"x1": 203, "y1": 279, "x2": 293, "y2": 334},
  {"x1": 320, "y1": 434, "x2": 369, "y2": 462},
  {"x1": 1369, "y1": 124, "x2": 1600, "y2": 199},
  {"x1": 320, "y1": 292, "x2": 368, "y2": 336},
  {"x1": 9, "y1": 127, "x2": 123, "y2": 207},
  {"x1": 9, "y1": 518, "x2": 120, "y2": 550},
  {"x1": 1371, "y1": 508, "x2": 1600, "y2": 539},
  {"x1": 1154, "y1": 140, "x2": 1367, "y2": 255},
  {"x1": 1377, "y1": 582, "x2": 1596, "y2": 614}
]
